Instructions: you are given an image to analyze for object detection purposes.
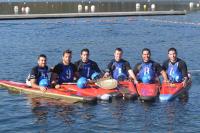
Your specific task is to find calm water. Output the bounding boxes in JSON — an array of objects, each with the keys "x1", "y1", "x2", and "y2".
[{"x1": 0, "y1": 11, "x2": 200, "y2": 132}]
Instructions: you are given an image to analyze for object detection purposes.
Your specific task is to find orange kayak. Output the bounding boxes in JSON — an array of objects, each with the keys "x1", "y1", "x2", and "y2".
[
  {"x1": 0, "y1": 80, "x2": 137, "y2": 102},
  {"x1": 159, "y1": 77, "x2": 192, "y2": 101},
  {"x1": 118, "y1": 81, "x2": 138, "y2": 100},
  {"x1": 136, "y1": 82, "x2": 160, "y2": 101},
  {"x1": 61, "y1": 80, "x2": 137, "y2": 100},
  {"x1": 0, "y1": 80, "x2": 97, "y2": 103}
]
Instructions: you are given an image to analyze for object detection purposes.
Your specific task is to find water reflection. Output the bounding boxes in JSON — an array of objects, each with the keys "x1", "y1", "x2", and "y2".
[
  {"x1": 164, "y1": 99, "x2": 190, "y2": 133},
  {"x1": 27, "y1": 96, "x2": 76, "y2": 127}
]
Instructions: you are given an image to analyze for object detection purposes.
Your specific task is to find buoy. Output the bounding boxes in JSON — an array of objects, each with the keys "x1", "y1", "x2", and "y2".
[
  {"x1": 189, "y1": 2, "x2": 194, "y2": 9},
  {"x1": 21, "y1": 7, "x2": 25, "y2": 14},
  {"x1": 25, "y1": 6, "x2": 30, "y2": 14},
  {"x1": 78, "y1": 4, "x2": 82, "y2": 13},
  {"x1": 151, "y1": 4, "x2": 156, "y2": 11},
  {"x1": 85, "y1": 5, "x2": 88, "y2": 12},
  {"x1": 136, "y1": 3, "x2": 140, "y2": 11},
  {"x1": 100, "y1": 94, "x2": 111, "y2": 101},
  {"x1": 14, "y1": 6, "x2": 18, "y2": 14},
  {"x1": 91, "y1": 5, "x2": 95, "y2": 13},
  {"x1": 143, "y1": 4, "x2": 147, "y2": 11}
]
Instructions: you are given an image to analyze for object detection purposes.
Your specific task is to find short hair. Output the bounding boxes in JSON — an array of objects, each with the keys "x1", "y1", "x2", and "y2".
[
  {"x1": 38, "y1": 54, "x2": 47, "y2": 60},
  {"x1": 168, "y1": 47, "x2": 177, "y2": 54},
  {"x1": 142, "y1": 48, "x2": 151, "y2": 55},
  {"x1": 115, "y1": 48, "x2": 123, "y2": 53},
  {"x1": 63, "y1": 49, "x2": 72, "y2": 56},
  {"x1": 81, "y1": 48, "x2": 90, "y2": 55}
]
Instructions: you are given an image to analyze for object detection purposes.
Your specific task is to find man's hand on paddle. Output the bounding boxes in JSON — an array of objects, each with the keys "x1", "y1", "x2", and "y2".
[
  {"x1": 55, "y1": 84, "x2": 60, "y2": 89},
  {"x1": 103, "y1": 72, "x2": 110, "y2": 78}
]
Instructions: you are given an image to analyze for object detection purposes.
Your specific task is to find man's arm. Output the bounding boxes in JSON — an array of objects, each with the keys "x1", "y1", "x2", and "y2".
[
  {"x1": 93, "y1": 61, "x2": 101, "y2": 73},
  {"x1": 162, "y1": 60, "x2": 168, "y2": 71},
  {"x1": 125, "y1": 61, "x2": 138, "y2": 83},
  {"x1": 179, "y1": 60, "x2": 188, "y2": 87},
  {"x1": 50, "y1": 64, "x2": 61, "y2": 88},
  {"x1": 73, "y1": 64, "x2": 79, "y2": 81},
  {"x1": 128, "y1": 70, "x2": 138, "y2": 84},
  {"x1": 155, "y1": 62, "x2": 169, "y2": 82},
  {"x1": 30, "y1": 79, "x2": 47, "y2": 91},
  {"x1": 104, "y1": 61, "x2": 113, "y2": 78},
  {"x1": 160, "y1": 70, "x2": 169, "y2": 83},
  {"x1": 133, "y1": 63, "x2": 140, "y2": 76}
]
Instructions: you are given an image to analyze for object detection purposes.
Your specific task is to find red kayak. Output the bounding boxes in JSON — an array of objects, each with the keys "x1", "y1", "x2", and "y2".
[
  {"x1": 0, "y1": 80, "x2": 137, "y2": 102},
  {"x1": 0, "y1": 80, "x2": 97, "y2": 103},
  {"x1": 159, "y1": 77, "x2": 192, "y2": 101},
  {"x1": 118, "y1": 81, "x2": 138, "y2": 99},
  {"x1": 61, "y1": 80, "x2": 137, "y2": 100},
  {"x1": 61, "y1": 83, "x2": 120, "y2": 100},
  {"x1": 136, "y1": 82, "x2": 160, "y2": 101}
]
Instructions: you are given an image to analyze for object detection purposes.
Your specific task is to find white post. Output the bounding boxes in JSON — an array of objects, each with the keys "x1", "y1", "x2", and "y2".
[
  {"x1": 85, "y1": 5, "x2": 89, "y2": 12},
  {"x1": 14, "y1": 6, "x2": 19, "y2": 14},
  {"x1": 21, "y1": 7, "x2": 25, "y2": 14},
  {"x1": 143, "y1": 4, "x2": 147, "y2": 11},
  {"x1": 78, "y1": 4, "x2": 83, "y2": 13},
  {"x1": 25, "y1": 6, "x2": 30, "y2": 14},
  {"x1": 189, "y1": 2, "x2": 194, "y2": 9},
  {"x1": 151, "y1": 4, "x2": 155, "y2": 11},
  {"x1": 91, "y1": 5, "x2": 95, "y2": 13},
  {"x1": 136, "y1": 3, "x2": 140, "y2": 11}
]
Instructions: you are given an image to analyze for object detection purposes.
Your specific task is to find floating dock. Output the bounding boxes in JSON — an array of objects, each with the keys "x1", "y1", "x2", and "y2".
[{"x1": 0, "y1": 10, "x2": 186, "y2": 20}]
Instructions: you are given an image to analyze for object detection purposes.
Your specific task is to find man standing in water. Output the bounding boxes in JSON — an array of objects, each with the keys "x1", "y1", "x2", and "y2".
[
  {"x1": 104, "y1": 48, "x2": 138, "y2": 83},
  {"x1": 26, "y1": 54, "x2": 49, "y2": 91},
  {"x1": 162, "y1": 48, "x2": 188, "y2": 87},
  {"x1": 51, "y1": 49, "x2": 78, "y2": 88},
  {"x1": 75, "y1": 48, "x2": 101, "y2": 79},
  {"x1": 133, "y1": 48, "x2": 168, "y2": 83}
]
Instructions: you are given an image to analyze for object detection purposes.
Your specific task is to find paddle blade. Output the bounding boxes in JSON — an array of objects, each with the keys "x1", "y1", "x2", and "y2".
[{"x1": 95, "y1": 79, "x2": 118, "y2": 89}]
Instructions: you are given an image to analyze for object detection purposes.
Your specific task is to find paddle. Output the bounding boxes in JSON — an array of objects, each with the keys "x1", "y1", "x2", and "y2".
[{"x1": 95, "y1": 77, "x2": 118, "y2": 89}]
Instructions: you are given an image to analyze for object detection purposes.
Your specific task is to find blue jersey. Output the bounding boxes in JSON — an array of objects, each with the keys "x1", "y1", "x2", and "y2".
[
  {"x1": 37, "y1": 67, "x2": 49, "y2": 83},
  {"x1": 137, "y1": 62, "x2": 156, "y2": 83},
  {"x1": 167, "y1": 62, "x2": 183, "y2": 83},
  {"x1": 75, "y1": 60, "x2": 100, "y2": 79},
  {"x1": 80, "y1": 61, "x2": 94, "y2": 79},
  {"x1": 112, "y1": 61, "x2": 128, "y2": 80},
  {"x1": 28, "y1": 66, "x2": 49, "y2": 86},
  {"x1": 58, "y1": 64, "x2": 75, "y2": 84}
]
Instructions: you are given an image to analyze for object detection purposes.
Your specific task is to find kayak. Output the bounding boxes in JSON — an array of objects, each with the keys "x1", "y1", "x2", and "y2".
[
  {"x1": 61, "y1": 80, "x2": 137, "y2": 100},
  {"x1": 0, "y1": 80, "x2": 97, "y2": 103},
  {"x1": 118, "y1": 81, "x2": 138, "y2": 100},
  {"x1": 136, "y1": 82, "x2": 160, "y2": 101},
  {"x1": 60, "y1": 83, "x2": 121, "y2": 101},
  {"x1": 159, "y1": 76, "x2": 192, "y2": 101},
  {"x1": 0, "y1": 80, "x2": 137, "y2": 102}
]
